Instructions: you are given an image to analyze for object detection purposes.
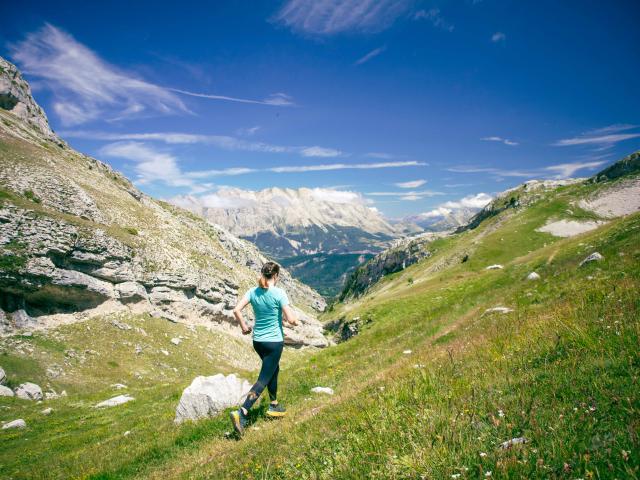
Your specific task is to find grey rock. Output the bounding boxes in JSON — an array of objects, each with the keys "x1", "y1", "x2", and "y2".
[
  {"x1": 0, "y1": 366, "x2": 5, "y2": 385},
  {"x1": 499, "y1": 437, "x2": 527, "y2": 449},
  {"x1": 14, "y1": 382, "x2": 43, "y2": 400},
  {"x1": 95, "y1": 394, "x2": 135, "y2": 408},
  {"x1": 41, "y1": 407, "x2": 53, "y2": 415},
  {"x1": 311, "y1": 386, "x2": 334, "y2": 395},
  {"x1": 580, "y1": 252, "x2": 604, "y2": 267},
  {"x1": 175, "y1": 374, "x2": 251, "y2": 424},
  {"x1": 0, "y1": 57, "x2": 59, "y2": 142},
  {"x1": 486, "y1": 264, "x2": 504, "y2": 270},
  {"x1": 526, "y1": 272, "x2": 541, "y2": 280},
  {"x1": 115, "y1": 282, "x2": 148, "y2": 302},
  {"x1": 11, "y1": 309, "x2": 35, "y2": 329},
  {"x1": 2, "y1": 419, "x2": 26, "y2": 429},
  {"x1": 111, "y1": 319, "x2": 132, "y2": 330},
  {"x1": 0, "y1": 385, "x2": 14, "y2": 397},
  {"x1": 483, "y1": 307, "x2": 514, "y2": 315}
]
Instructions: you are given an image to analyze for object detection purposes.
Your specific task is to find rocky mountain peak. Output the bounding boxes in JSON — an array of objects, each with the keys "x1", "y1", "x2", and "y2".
[{"x1": 0, "y1": 56, "x2": 60, "y2": 143}]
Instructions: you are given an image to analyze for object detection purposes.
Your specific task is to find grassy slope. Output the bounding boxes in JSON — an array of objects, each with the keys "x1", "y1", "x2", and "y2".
[{"x1": 1, "y1": 179, "x2": 638, "y2": 479}]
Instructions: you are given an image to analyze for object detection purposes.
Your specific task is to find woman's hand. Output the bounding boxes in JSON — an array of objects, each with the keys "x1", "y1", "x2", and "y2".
[
  {"x1": 241, "y1": 323, "x2": 253, "y2": 335},
  {"x1": 282, "y1": 305, "x2": 299, "y2": 327}
]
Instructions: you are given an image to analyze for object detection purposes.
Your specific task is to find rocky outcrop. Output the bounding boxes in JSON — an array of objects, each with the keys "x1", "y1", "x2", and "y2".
[
  {"x1": 0, "y1": 57, "x2": 60, "y2": 144},
  {"x1": 175, "y1": 374, "x2": 251, "y2": 423},
  {"x1": 0, "y1": 56, "x2": 326, "y2": 347},
  {"x1": 2, "y1": 419, "x2": 26, "y2": 429},
  {"x1": 339, "y1": 234, "x2": 436, "y2": 300}
]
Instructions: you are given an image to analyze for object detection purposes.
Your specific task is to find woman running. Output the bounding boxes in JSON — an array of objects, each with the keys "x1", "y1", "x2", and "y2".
[{"x1": 230, "y1": 261, "x2": 298, "y2": 436}]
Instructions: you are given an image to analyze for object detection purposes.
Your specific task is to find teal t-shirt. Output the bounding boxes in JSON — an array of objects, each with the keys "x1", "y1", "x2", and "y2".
[{"x1": 244, "y1": 286, "x2": 290, "y2": 342}]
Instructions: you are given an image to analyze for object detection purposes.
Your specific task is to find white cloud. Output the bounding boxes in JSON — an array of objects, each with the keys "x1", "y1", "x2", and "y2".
[
  {"x1": 168, "y1": 88, "x2": 295, "y2": 106},
  {"x1": 553, "y1": 124, "x2": 640, "y2": 147},
  {"x1": 481, "y1": 136, "x2": 518, "y2": 146},
  {"x1": 60, "y1": 130, "x2": 341, "y2": 157},
  {"x1": 394, "y1": 179, "x2": 426, "y2": 188},
  {"x1": 491, "y1": 32, "x2": 506, "y2": 43},
  {"x1": 544, "y1": 161, "x2": 606, "y2": 179},
  {"x1": 236, "y1": 126, "x2": 261, "y2": 136},
  {"x1": 268, "y1": 160, "x2": 425, "y2": 173},
  {"x1": 9, "y1": 24, "x2": 188, "y2": 125},
  {"x1": 366, "y1": 189, "x2": 443, "y2": 198},
  {"x1": 447, "y1": 166, "x2": 534, "y2": 178},
  {"x1": 419, "y1": 206, "x2": 453, "y2": 218},
  {"x1": 400, "y1": 195, "x2": 421, "y2": 201},
  {"x1": 99, "y1": 141, "x2": 194, "y2": 188},
  {"x1": 414, "y1": 8, "x2": 454, "y2": 32},
  {"x1": 355, "y1": 46, "x2": 386, "y2": 65},
  {"x1": 300, "y1": 146, "x2": 343, "y2": 157},
  {"x1": 441, "y1": 192, "x2": 493, "y2": 209},
  {"x1": 10, "y1": 24, "x2": 292, "y2": 126},
  {"x1": 273, "y1": 0, "x2": 411, "y2": 35},
  {"x1": 310, "y1": 188, "x2": 362, "y2": 204}
]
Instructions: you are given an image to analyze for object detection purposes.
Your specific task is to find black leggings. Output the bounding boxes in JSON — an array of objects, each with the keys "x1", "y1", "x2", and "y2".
[{"x1": 242, "y1": 341, "x2": 284, "y2": 410}]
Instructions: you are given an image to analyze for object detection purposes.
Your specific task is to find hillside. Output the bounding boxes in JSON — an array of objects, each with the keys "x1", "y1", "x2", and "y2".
[
  {"x1": 0, "y1": 56, "x2": 326, "y2": 347},
  {"x1": 2, "y1": 146, "x2": 638, "y2": 478}
]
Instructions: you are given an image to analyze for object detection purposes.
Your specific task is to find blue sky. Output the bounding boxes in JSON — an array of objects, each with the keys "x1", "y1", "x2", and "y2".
[{"x1": 3, "y1": 0, "x2": 640, "y2": 218}]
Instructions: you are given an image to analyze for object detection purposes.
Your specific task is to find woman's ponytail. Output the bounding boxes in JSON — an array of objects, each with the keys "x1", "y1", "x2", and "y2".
[{"x1": 258, "y1": 261, "x2": 280, "y2": 289}]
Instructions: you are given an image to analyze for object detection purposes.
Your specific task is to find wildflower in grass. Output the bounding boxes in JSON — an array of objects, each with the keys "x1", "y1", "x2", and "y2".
[
  {"x1": 480, "y1": 452, "x2": 487, "y2": 457},
  {"x1": 485, "y1": 471, "x2": 492, "y2": 477},
  {"x1": 451, "y1": 474, "x2": 461, "y2": 479},
  {"x1": 497, "y1": 409, "x2": 505, "y2": 417}
]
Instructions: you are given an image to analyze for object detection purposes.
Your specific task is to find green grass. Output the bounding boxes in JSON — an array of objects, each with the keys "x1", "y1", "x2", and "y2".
[{"x1": 1, "y1": 172, "x2": 639, "y2": 479}]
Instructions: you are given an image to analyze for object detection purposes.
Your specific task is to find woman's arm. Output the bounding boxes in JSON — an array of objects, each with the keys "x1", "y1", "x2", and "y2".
[
  {"x1": 233, "y1": 297, "x2": 252, "y2": 335},
  {"x1": 282, "y1": 305, "x2": 299, "y2": 327}
]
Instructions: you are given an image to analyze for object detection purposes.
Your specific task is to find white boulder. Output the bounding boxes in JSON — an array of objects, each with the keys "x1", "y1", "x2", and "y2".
[
  {"x1": 485, "y1": 264, "x2": 504, "y2": 270},
  {"x1": 0, "y1": 366, "x2": 5, "y2": 385},
  {"x1": 580, "y1": 252, "x2": 604, "y2": 267},
  {"x1": 526, "y1": 272, "x2": 540, "y2": 281},
  {"x1": 170, "y1": 338, "x2": 181, "y2": 346},
  {"x1": 483, "y1": 307, "x2": 514, "y2": 315},
  {"x1": 0, "y1": 385, "x2": 14, "y2": 397},
  {"x1": 175, "y1": 374, "x2": 251, "y2": 424},
  {"x1": 95, "y1": 394, "x2": 135, "y2": 408},
  {"x1": 311, "y1": 386, "x2": 334, "y2": 395},
  {"x1": 2, "y1": 419, "x2": 26, "y2": 430},
  {"x1": 14, "y1": 382, "x2": 43, "y2": 401},
  {"x1": 41, "y1": 407, "x2": 53, "y2": 415}
]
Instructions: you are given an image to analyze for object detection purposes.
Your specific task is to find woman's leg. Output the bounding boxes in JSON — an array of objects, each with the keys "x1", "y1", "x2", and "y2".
[
  {"x1": 242, "y1": 341, "x2": 283, "y2": 411},
  {"x1": 267, "y1": 364, "x2": 279, "y2": 401}
]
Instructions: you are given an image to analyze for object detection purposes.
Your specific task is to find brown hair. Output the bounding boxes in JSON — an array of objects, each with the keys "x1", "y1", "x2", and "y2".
[{"x1": 258, "y1": 261, "x2": 280, "y2": 289}]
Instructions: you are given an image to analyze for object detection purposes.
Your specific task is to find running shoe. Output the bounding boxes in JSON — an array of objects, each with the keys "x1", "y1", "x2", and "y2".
[
  {"x1": 266, "y1": 403, "x2": 287, "y2": 418},
  {"x1": 230, "y1": 408, "x2": 248, "y2": 436}
]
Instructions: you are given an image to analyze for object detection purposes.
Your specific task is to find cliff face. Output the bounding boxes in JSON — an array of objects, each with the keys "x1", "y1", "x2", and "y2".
[{"x1": 0, "y1": 57, "x2": 327, "y2": 347}]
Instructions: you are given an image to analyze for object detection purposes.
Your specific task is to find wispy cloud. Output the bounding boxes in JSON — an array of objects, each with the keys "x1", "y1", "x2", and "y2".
[
  {"x1": 394, "y1": 179, "x2": 426, "y2": 188},
  {"x1": 481, "y1": 136, "x2": 519, "y2": 146},
  {"x1": 355, "y1": 46, "x2": 386, "y2": 65},
  {"x1": 273, "y1": 0, "x2": 411, "y2": 35},
  {"x1": 447, "y1": 166, "x2": 534, "y2": 178},
  {"x1": 300, "y1": 146, "x2": 343, "y2": 157},
  {"x1": 553, "y1": 124, "x2": 640, "y2": 147},
  {"x1": 491, "y1": 32, "x2": 506, "y2": 43},
  {"x1": 167, "y1": 88, "x2": 295, "y2": 106},
  {"x1": 9, "y1": 24, "x2": 292, "y2": 125},
  {"x1": 60, "y1": 130, "x2": 342, "y2": 157},
  {"x1": 9, "y1": 24, "x2": 188, "y2": 125},
  {"x1": 236, "y1": 126, "x2": 261, "y2": 137},
  {"x1": 414, "y1": 8, "x2": 454, "y2": 32},
  {"x1": 99, "y1": 141, "x2": 195, "y2": 188},
  {"x1": 267, "y1": 160, "x2": 424, "y2": 173},
  {"x1": 366, "y1": 189, "x2": 443, "y2": 199},
  {"x1": 544, "y1": 161, "x2": 606, "y2": 179}
]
